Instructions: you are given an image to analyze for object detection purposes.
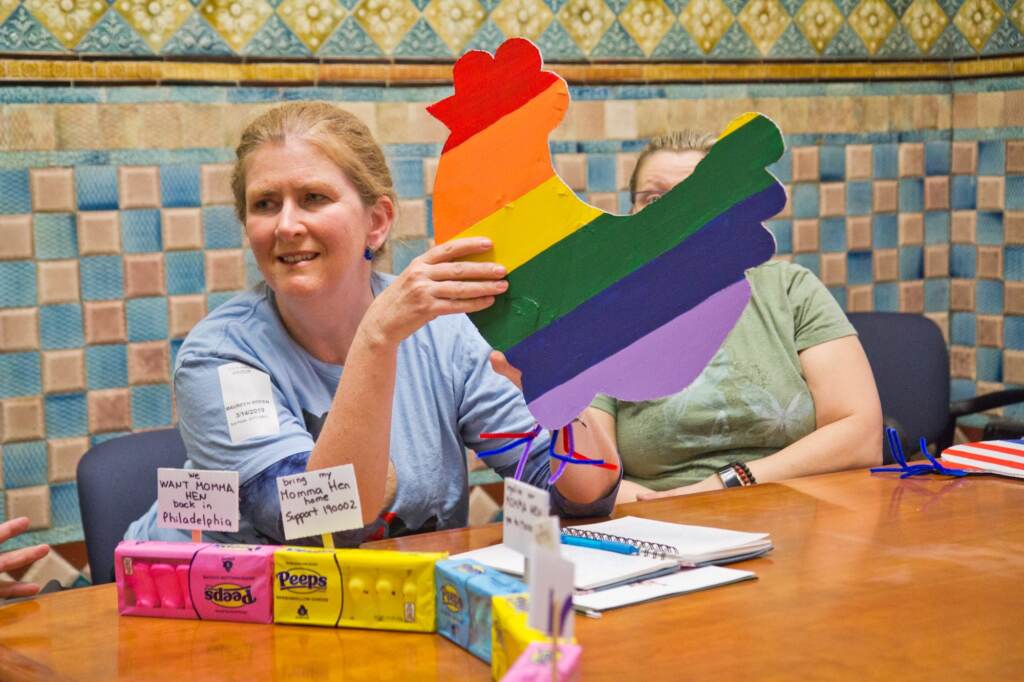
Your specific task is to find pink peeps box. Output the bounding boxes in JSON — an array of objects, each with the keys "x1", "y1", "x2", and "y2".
[
  {"x1": 115, "y1": 541, "x2": 208, "y2": 620},
  {"x1": 115, "y1": 541, "x2": 276, "y2": 624},
  {"x1": 189, "y1": 544, "x2": 275, "y2": 624},
  {"x1": 502, "y1": 641, "x2": 582, "y2": 682}
]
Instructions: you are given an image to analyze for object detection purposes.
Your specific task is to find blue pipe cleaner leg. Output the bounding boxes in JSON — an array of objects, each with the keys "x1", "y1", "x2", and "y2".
[
  {"x1": 476, "y1": 439, "x2": 530, "y2": 458},
  {"x1": 890, "y1": 428, "x2": 909, "y2": 467},
  {"x1": 548, "y1": 423, "x2": 574, "y2": 485},
  {"x1": 918, "y1": 437, "x2": 967, "y2": 477},
  {"x1": 872, "y1": 427, "x2": 912, "y2": 473}
]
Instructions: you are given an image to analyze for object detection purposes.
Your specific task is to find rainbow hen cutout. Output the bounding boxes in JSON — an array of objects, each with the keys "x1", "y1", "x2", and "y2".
[{"x1": 428, "y1": 38, "x2": 783, "y2": 429}]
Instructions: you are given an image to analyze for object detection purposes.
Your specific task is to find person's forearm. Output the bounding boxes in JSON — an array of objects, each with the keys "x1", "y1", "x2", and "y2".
[
  {"x1": 551, "y1": 409, "x2": 622, "y2": 504},
  {"x1": 306, "y1": 326, "x2": 397, "y2": 525},
  {"x1": 746, "y1": 412, "x2": 882, "y2": 484}
]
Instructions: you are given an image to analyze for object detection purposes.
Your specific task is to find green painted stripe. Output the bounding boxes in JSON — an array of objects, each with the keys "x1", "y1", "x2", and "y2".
[{"x1": 471, "y1": 114, "x2": 784, "y2": 351}]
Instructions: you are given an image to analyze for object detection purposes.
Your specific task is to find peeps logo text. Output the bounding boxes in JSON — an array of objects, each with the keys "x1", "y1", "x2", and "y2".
[
  {"x1": 205, "y1": 583, "x2": 255, "y2": 608},
  {"x1": 276, "y1": 569, "x2": 328, "y2": 594},
  {"x1": 441, "y1": 583, "x2": 462, "y2": 612}
]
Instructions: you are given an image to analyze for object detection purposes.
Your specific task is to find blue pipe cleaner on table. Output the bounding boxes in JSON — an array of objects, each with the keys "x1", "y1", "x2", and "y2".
[{"x1": 870, "y1": 426, "x2": 968, "y2": 478}]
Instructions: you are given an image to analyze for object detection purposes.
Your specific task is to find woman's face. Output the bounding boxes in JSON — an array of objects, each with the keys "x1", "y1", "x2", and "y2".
[
  {"x1": 243, "y1": 137, "x2": 390, "y2": 302},
  {"x1": 631, "y1": 149, "x2": 706, "y2": 213}
]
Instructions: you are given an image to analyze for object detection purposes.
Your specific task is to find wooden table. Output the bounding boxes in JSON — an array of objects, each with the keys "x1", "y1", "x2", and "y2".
[{"x1": 2, "y1": 468, "x2": 1022, "y2": 680}]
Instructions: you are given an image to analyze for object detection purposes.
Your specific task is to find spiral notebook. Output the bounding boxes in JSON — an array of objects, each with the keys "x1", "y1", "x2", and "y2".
[
  {"x1": 453, "y1": 516, "x2": 772, "y2": 591},
  {"x1": 568, "y1": 516, "x2": 773, "y2": 565}
]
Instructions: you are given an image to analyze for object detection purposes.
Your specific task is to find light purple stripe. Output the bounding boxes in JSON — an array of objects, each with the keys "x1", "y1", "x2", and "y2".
[{"x1": 526, "y1": 279, "x2": 751, "y2": 429}]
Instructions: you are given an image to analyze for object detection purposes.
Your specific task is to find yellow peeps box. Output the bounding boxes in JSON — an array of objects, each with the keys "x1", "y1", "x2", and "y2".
[
  {"x1": 335, "y1": 548, "x2": 447, "y2": 633},
  {"x1": 273, "y1": 547, "x2": 446, "y2": 632},
  {"x1": 273, "y1": 546, "x2": 342, "y2": 626},
  {"x1": 490, "y1": 593, "x2": 576, "y2": 680}
]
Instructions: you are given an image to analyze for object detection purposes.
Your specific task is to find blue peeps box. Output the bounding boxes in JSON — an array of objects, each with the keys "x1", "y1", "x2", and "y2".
[{"x1": 436, "y1": 559, "x2": 526, "y2": 662}]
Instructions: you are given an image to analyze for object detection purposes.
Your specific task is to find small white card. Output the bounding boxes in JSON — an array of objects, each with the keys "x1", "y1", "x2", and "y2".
[
  {"x1": 217, "y1": 362, "x2": 280, "y2": 444},
  {"x1": 276, "y1": 464, "x2": 363, "y2": 540},
  {"x1": 532, "y1": 515, "x2": 561, "y2": 551},
  {"x1": 527, "y1": 539, "x2": 575, "y2": 638},
  {"x1": 157, "y1": 468, "x2": 239, "y2": 533},
  {"x1": 503, "y1": 477, "x2": 551, "y2": 555}
]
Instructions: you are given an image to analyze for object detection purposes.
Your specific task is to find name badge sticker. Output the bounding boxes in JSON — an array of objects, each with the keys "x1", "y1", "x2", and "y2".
[
  {"x1": 276, "y1": 463, "x2": 364, "y2": 541},
  {"x1": 157, "y1": 468, "x2": 240, "y2": 532},
  {"x1": 218, "y1": 362, "x2": 280, "y2": 444}
]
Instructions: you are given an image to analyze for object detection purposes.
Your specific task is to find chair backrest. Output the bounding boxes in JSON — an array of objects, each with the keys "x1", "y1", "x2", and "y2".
[
  {"x1": 76, "y1": 428, "x2": 187, "y2": 584},
  {"x1": 847, "y1": 312, "x2": 954, "y2": 461}
]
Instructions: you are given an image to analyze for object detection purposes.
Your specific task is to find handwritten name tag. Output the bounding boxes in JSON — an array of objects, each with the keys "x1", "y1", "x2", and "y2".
[
  {"x1": 503, "y1": 477, "x2": 551, "y2": 555},
  {"x1": 276, "y1": 464, "x2": 363, "y2": 541},
  {"x1": 157, "y1": 468, "x2": 239, "y2": 532}
]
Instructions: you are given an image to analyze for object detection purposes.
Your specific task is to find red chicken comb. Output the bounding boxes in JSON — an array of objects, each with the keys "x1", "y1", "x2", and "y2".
[{"x1": 427, "y1": 38, "x2": 560, "y2": 153}]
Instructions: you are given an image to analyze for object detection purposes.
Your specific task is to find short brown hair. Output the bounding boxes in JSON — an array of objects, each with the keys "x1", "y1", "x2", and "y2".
[
  {"x1": 629, "y1": 130, "x2": 717, "y2": 200},
  {"x1": 231, "y1": 102, "x2": 397, "y2": 228}
]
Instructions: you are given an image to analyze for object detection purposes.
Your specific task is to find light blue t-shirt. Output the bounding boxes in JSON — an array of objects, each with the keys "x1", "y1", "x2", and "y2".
[{"x1": 126, "y1": 273, "x2": 617, "y2": 546}]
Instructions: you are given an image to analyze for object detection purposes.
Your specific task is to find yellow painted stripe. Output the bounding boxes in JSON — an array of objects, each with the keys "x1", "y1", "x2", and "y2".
[
  {"x1": 449, "y1": 174, "x2": 603, "y2": 273},
  {"x1": 718, "y1": 112, "x2": 761, "y2": 139},
  {"x1": 2, "y1": 56, "x2": 1023, "y2": 85}
]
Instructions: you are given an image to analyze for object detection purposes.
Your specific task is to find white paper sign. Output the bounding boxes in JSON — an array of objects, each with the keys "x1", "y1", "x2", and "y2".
[
  {"x1": 503, "y1": 477, "x2": 551, "y2": 555},
  {"x1": 157, "y1": 468, "x2": 239, "y2": 532},
  {"x1": 533, "y1": 515, "x2": 561, "y2": 551},
  {"x1": 276, "y1": 464, "x2": 363, "y2": 540},
  {"x1": 527, "y1": 538, "x2": 575, "y2": 638},
  {"x1": 218, "y1": 362, "x2": 280, "y2": 444}
]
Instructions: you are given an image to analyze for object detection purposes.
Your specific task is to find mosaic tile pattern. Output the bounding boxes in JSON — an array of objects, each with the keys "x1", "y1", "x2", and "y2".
[
  {"x1": 0, "y1": 0, "x2": 1020, "y2": 59},
  {"x1": 1, "y1": 78, "x2": 1023, "y2": 554}
]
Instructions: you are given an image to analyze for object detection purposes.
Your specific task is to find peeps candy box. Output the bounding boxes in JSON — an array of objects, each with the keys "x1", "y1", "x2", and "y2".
[
  {"x1": 491, "y1": 593, "x2": 576, "y2": 681},
  {"x1": 190, "y1": 544, "x2": 275, "y2": 624},
  {"x1": 115, "y1": 540, "x2": 208, "y2": 619},
  {"x1": 335, "y1": 548, "x2": 447, "y2": 633},
  {"x1": 273, "y1": 546, "x2": 343, "y2": 627},
  {"x1": 468, "y1": 567, "x2": 528, "y2": 662},
  {"x1": 502, "y1": 641, "x2": 582, "y2": 682},
  {"x1": 436, "y1": 559, "x2": 526, "y2": 662},
  {"x1": 436, "y1": 560, "x2": 487, "y2": 651},
  {"x1": 273, "y1": 546, "x2": 446, "y2": 631}
]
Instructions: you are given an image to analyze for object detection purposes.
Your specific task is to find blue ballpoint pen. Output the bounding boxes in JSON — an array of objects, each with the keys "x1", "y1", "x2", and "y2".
[{"x1": 561, "y1": 534, "x2": 639, "y2": 556}]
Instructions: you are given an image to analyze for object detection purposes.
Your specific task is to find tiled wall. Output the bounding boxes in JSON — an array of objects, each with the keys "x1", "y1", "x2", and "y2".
[
  {"x1": 0, "y1": 0, "x2": 1020, "y2": 61},
  {"x1": 0, "y1": 77, "x2": 1022, "y2": 554}
]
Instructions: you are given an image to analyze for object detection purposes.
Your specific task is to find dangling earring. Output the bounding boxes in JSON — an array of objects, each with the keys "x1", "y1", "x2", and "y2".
[{"x1": 363, "y1": 247, "x2": 374, "y2": 261}]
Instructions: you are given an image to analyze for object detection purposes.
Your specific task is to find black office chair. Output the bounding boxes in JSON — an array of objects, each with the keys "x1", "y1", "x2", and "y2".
[
  {"x1": 848, "y1": 312, "x2": 1024, "y2": 462},
  {"x1": 77, "y1": 428, "x2": 188, "y2": 584}
]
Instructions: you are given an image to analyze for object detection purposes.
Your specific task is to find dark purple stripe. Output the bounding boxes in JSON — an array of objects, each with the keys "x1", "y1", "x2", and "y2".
[{"x1": 526, "y1": 280, "x2": 751, "y2": 428}]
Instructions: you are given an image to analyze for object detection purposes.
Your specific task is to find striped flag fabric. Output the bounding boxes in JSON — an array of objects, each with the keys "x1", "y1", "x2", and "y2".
[{"x1": 941, "y1": 440, "x2": 1024, "y2": 478}]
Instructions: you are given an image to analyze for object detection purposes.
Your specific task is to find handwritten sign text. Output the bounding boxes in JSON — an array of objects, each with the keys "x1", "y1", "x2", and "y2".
[
  {"x1": 276, "y1": 464, "x2": 363, "y2": 540},
  {"x1": 157, "y1": 468, "x2": 239, "y2": 532},
  {"x1": 503, "y1": 477, "x2": 550, "y2": 554}
]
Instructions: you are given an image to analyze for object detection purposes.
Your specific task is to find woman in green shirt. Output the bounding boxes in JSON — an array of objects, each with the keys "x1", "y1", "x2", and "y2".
[{"x1": 494, "y1": 130, "x2": 882, "y2": 503}]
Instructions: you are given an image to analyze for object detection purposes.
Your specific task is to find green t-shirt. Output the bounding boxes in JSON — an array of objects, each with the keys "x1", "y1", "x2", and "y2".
[{"x1": 590, "y1": 261, "x2": 855, "y2": 490}]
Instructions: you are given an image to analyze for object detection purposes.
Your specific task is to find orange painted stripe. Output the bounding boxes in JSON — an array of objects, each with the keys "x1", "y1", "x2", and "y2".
[{"x1": 432, "y1": 79, "x2": 569, "y2": 243}]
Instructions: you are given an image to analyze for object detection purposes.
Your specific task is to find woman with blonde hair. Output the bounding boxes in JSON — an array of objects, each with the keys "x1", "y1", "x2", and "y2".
[{"x1": 126, "y1": 102, "x2": 618, "y2": 545}]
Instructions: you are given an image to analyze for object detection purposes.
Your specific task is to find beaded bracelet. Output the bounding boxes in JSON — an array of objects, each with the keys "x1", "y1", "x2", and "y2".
[{"x1": 732, "y1": 462, "x2": 756, "y2": 486}]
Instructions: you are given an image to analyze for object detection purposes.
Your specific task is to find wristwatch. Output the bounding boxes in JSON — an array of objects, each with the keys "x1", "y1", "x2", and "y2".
[{"x1": 716, "y1": 465, "x2": 743, "y2": 488}]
